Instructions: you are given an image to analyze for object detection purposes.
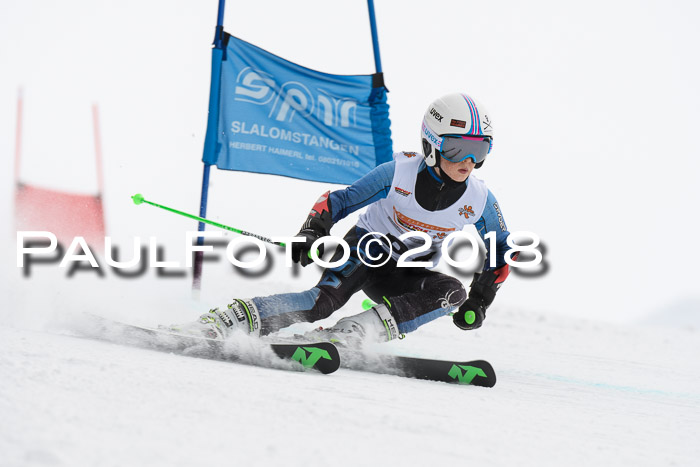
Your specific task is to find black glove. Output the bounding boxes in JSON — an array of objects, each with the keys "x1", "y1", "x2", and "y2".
[
  {"x1": 452, "y1": 263, "x2": 512, "y2": 330},
  {"x1": 291, "y1": 191, "x2": 333, "y2": 267},
  {"x1": 291, "y1": 229, "x2": 325, "y2": 267},
  {"x1": 453, "y1": 299, "x2": 486, "y2": 330}
]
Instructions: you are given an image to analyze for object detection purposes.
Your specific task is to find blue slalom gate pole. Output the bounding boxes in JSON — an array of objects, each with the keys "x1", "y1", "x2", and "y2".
[
  {"x1": 367, "y1": 0, "x2": 383, "y2": 74},
  {"x1": 193, "y1": 0, "x2": 226, "y2": 292}
]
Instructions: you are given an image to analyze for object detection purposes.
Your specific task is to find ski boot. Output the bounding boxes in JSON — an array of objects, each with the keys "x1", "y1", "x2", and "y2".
[
  {"x1": 164, "y1": 298, "x2": 261, "y2": 340},
  {"x1": 305, "y1": 304, "x2": 400, "y2": 348}
]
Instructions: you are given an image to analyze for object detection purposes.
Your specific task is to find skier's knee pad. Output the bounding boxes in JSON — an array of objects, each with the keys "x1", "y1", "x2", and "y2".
[{"x1": 432, "y1": 276, "x2": 467, "y2": 310}]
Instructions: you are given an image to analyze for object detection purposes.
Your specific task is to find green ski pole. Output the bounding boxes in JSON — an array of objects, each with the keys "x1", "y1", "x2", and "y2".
[{"x1": 131, "y1": 193, "x2": 286, "y2": 248}]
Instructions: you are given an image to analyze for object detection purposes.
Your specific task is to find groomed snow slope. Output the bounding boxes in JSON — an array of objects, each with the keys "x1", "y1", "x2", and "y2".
[{"x1": 1, "y1": 306, "x2": 698, "y2": 467}]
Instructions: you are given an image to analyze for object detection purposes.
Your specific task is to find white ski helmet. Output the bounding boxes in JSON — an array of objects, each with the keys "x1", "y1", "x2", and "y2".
[{"x1": 421, "y1": 93, "x2": 494, "y2": 168}]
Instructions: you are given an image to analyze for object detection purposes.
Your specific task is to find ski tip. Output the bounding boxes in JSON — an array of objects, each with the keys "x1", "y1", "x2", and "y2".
[
  {"x1": 131, "y1": 193, "x2": 145, "y2": 205},
  {"x1": 450, "y1": 360, "x2": 496, "y2": 388},
  {"x1": 314, "y1": 343, "x2": 341, "y2": 374}
]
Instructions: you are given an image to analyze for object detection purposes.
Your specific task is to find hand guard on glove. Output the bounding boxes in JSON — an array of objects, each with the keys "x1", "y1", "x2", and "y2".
[{"x1": 291, "y1": 191, "x2": 333, "y2": 267}]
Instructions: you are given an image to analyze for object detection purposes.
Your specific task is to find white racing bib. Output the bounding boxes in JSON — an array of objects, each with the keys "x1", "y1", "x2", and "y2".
[{"x1": 357, "y1": 152, "x2": 489, "y2": 265}]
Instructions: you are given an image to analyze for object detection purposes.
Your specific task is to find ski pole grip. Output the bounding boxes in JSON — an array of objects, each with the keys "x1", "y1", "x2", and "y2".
[{"x1": 306, "y1": 250, "x2": 321, "y2": 260}]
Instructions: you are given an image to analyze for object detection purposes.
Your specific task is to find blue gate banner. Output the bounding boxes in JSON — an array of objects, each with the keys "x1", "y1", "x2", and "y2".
[{"x1": 202, "y1": 33, "x2": 392, "y2": 184}]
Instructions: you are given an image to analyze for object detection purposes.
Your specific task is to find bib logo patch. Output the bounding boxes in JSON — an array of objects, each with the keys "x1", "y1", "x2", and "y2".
[
  {"x1": 394, "y1": 187, "x2": 411, "y2": 197},
  {"x1": 459, "y1": 205, "x2": 475, "y2": 219},
  {"x1": 392, "y1": 207, "x2": 455, "y2": 239}
]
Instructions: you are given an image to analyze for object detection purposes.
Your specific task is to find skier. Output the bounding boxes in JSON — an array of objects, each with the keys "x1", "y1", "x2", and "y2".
[{"x1": 169, "y1": 93, "x2": 515, "y2": 347}]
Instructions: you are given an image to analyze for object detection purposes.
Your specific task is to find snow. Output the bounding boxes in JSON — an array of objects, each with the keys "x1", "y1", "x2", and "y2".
[
  {"x1": 1, "y1": 309, "x2": 698, "y2": 467},
  {"x1": 2, "y1": 0, "x2": 700, "y2": 465}
]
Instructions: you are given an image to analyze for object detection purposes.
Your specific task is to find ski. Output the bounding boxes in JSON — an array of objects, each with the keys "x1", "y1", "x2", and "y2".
[
  {"x1": 340, "y1": 351, "x2": 497, "y2": 387},
  {"x1": 72, "y1": 314, "x2": 340, "y2": 374},
  {"x1": 269, "y1": 333, "x2": 496, "y2": 386}
]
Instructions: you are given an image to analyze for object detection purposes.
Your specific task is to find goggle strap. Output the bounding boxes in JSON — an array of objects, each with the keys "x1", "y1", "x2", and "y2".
[{"x1": 421, "y1": 120, "x2": 444, "y2": 151}]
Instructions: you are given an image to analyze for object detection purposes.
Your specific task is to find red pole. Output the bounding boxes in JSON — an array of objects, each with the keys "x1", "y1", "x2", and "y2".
[{"x1": 92, "y1": 103, "x2": 105, "y2": 197}]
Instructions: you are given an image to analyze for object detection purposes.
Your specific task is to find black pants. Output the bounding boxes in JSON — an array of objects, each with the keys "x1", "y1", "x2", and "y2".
[{"x1": 258, "y1": 226, "x2": 467, "y2": 336}]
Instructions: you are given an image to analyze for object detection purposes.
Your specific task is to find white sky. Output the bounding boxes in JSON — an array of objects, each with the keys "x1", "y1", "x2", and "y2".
[{"x1": 1, "y1": 0, "x2": 699, "y2": 323}]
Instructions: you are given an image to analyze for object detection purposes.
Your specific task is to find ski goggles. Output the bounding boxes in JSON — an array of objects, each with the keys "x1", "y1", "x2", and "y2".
[{"x1": 422, "y1": 121, "x2": 492, "y2": 164}]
